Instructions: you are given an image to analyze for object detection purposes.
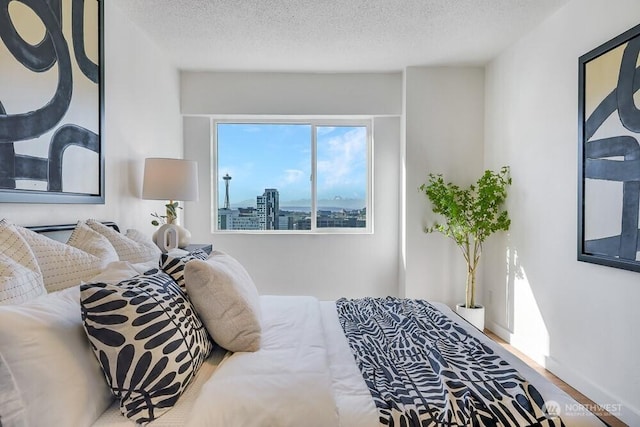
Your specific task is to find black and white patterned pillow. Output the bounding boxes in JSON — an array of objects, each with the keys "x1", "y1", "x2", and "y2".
[
  {"x1": 159, "y1": 249, "x2": 209, "y2": 291},
  {"x1": 80, "y1": 269, "x2": 213, "y2": 424}
]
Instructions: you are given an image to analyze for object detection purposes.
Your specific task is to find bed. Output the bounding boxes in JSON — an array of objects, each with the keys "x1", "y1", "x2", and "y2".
[{"x1": 0, "y1": 220, "x2": 606, "y2": 427}]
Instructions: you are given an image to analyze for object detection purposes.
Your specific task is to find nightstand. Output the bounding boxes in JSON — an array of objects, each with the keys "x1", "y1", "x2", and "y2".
[{"x1": 182, "y1": 244, "x2": 213, "y2": 255}]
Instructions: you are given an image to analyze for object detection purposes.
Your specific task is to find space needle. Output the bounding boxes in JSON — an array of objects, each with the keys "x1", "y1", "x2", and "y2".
[{"x1": 223, "y1": 173, "x2": 232, "y2": 209}]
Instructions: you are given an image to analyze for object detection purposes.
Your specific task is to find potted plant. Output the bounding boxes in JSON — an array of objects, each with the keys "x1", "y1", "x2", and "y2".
[
  {"x1": 151, "y1": 201, "x2": 181, "y2": 227},
  {"x1": 419, "y1": 166, "x2": 511, "y2": 330}
]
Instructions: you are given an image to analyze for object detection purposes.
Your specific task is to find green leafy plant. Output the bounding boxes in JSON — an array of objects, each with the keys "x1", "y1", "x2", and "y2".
[
  {"x1": 419, "y1": 166, "x2": 511, "y2": 309},
  {"x1": 150, "y1": 201, "x2": 181, "y2": 226}
]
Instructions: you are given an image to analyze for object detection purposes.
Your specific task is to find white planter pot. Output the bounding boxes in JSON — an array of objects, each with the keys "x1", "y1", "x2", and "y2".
[{"x1": 455, "y1": 304, "x2": 485, "y2": 331}]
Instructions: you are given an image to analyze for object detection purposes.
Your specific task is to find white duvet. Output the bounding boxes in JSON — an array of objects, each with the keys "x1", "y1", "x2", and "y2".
[
  {"x1": 94, "y1": 296, "x2": 605, "y2": 427},
  {"x1": 186, "y1": 296, "x2": 338, "y2": 427}
]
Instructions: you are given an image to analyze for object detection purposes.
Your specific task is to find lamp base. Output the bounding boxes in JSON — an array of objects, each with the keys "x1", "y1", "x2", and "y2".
[
  {"x1": 175, "y1": 224, "x2": 191, "y2": 248},
  {"x1": 155, "y1": 224, "x2": 179, "y2": 253},
  {"x1": 153, "y1": 224, "x2": 191, "y2": 250}
]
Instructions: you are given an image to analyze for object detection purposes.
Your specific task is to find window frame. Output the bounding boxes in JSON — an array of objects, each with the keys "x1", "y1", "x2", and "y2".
[{"x1": 211, "y1": 117, "x2": 373, "y2": 234}]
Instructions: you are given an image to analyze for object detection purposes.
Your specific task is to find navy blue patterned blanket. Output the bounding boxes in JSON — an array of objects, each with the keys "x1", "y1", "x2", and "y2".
[{"x1": 336, "y1": 297, "x2": 564, "y2": 427}]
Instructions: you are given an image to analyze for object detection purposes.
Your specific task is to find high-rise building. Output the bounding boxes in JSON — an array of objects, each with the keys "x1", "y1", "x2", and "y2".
[
  {"x1": 218, "y1": 207, "x2": 260, "y2": 230},
  {"x1": 257, "y1": 188, "x2": 279, "y2": 230}
]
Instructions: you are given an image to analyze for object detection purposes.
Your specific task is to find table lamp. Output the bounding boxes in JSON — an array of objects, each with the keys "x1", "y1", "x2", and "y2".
[{"x1": 142, "y1": 158, "x2": 199, "y2": 250}]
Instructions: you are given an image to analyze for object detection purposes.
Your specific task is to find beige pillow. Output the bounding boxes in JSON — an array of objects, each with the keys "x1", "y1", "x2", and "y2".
[
  {"x1": 86, "y1": 220, "x2": 160, "y2": 263},
  {"x1": 0, "y1": 220, "x2": 46, "y2": 304},
  {"x1": 185, "y1": 251, "x2": 261, "y2": 352},
  {"x1": 15, "y1": 226, "x2": 111, "y2": 293}
]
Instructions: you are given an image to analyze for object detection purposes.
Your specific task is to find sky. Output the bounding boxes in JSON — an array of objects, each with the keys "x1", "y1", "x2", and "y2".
[{"x1": 217, "y1": 123, "x2": 368, "y2": 208}]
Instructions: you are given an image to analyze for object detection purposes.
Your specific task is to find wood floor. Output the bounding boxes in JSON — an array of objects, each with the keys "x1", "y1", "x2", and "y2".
[{"x1": 485, "y1": 330, "x2": 627, "y2": 427}]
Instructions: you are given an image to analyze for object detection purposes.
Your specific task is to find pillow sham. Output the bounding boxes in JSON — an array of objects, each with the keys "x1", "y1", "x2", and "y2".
[
  {"x1": 81, "y1": 269, "x2": 213, "y2": 424},
  {"x1": 0, "y1": 286, "x2": 114, "y2": 427},
  {"x1": 160, "y1": 249, "x2": 210, "y2": 291},
  {"x1": 184, "y1": 251, "x2": 261, "y2": 352},
  {"x1": 15, "y1": 225, "x2": 112, "y2": 293},
  {"x1": 0, "y1": 220, "x2": 46, "y2": 305},
  {"x1": 67, "y1": 221, "x2": 119, "y2": 262},
  {"x1": 0, "y1": 254, "x2": 46, "y2": 306},
  {"x1": 86, "y1": 220, "x2": 161, "y2": 263}
]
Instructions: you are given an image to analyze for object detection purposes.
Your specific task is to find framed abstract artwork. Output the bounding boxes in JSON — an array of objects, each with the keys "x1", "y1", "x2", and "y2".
[
  {"x1": 0, "y1": 0, "x2": 104, "y2": 203},
  {"x1": 578, "y1": 23, "x2": 640, "y2": 273}
]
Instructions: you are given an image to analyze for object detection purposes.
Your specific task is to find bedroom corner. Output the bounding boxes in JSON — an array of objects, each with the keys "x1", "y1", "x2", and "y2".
[{"x1": 484, "y1": 0, "x2": 640, "y2": 423}]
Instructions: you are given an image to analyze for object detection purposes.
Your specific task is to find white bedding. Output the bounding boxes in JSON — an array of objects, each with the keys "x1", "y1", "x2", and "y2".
[
  {"x1": 93, "y1": 296, "x2": 605, "y2": 427},
  {"x1": 186, "y1": 296, "x2": 338, "y2": 427}
]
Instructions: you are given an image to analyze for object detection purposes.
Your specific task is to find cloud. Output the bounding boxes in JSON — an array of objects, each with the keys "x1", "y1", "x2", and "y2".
[
  {"x1": 279, "y1": 169, "x2": 305, "y2": 185},
  {"x1": 317, "y1": 126, "x2": 336, "y2": 136},
  {"x1": 317, "y1": 127, "x2": 367, "y2": 192}
]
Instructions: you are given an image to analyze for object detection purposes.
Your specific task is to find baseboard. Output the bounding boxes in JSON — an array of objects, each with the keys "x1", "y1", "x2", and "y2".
[
  {"x1": 485, "y1": 319, "x2": 511, "y2": 342},
  {"x1": 485, "y1": 319, "x2": 546, "y2": 365},
  {"x1": 545, "y1": 356, "x2": 640, "y2": 426},
  {"x1": 486, "y1": 320, "x2": 639, "y2": 426}
]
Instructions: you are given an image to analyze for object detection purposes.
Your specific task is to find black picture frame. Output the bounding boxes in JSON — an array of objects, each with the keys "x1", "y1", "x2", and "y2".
[
  {"x1": 0, "y1": 0, "x2": 104, "y2": 204},
  {"x1": 578, "y1": 23, "x2": 640, "y2": 273}
]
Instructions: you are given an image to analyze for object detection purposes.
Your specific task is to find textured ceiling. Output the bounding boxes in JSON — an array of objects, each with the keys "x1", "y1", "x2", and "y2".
[{"x1": 112, "y1": 0, "x2": 569, "y2": 72}]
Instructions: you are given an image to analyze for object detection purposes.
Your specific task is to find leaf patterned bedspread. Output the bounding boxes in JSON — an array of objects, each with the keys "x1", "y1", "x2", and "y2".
[{"x1": 336, "y1": 297, "x2": 564, "y2": 427}]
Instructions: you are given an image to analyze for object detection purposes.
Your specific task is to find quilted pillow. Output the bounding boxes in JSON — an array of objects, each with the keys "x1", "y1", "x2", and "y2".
[
  {"x1": 67, "y1": 221, "x2": 118, "y2": 262},
  {"x1": 159, "y1": 249, "x2": 210, "y2": 291},
  {"x1": 15, "y1": 225, "x2": 112, "y2": 293},
  {"x1": 0, "y1": 220, "x2": 46, "y2": 305},
  {"x1": 184, "y1": 251, "x2": 261, "y2": 352},
  {"x1": 0, "y1": 286, "x2": 114, "y2": 427},
  {"x1": 86, "y1": 220, "x2": 161, "y2": 263},
  {"x1": 81, "y1": 269, "x2": 213, "y2": 424}
]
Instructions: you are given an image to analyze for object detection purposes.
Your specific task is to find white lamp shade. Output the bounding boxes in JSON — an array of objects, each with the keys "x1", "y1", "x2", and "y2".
[{"x1": 142, "y1": 158, "x2": 199, "y2": 201}]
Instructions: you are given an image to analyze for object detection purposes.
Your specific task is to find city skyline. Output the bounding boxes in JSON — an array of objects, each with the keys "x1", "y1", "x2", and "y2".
[
  {"x1": 216, "y1": 123, "x2": 368, "y2": 209},
  {"x1": 218, "y1": 186, "x2": 366, "y2": 231}
]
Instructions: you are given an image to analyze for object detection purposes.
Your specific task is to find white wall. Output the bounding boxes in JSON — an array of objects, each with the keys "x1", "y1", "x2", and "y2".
[
  {"x1": 484, "y1": 0, "x2": 640, "y2": 424},
  {"x1": 403, "y1": 67, "x2": 485, "y2": 306},
  {"x1": 182, "y1": 72, "x2": 401, "y2": 299},
  {"x1": 0, "y1": 2, "x2": 182, "y2": 234},
  {"x1": 181, "y1": 72, "x2": 402, "y2": 116}
]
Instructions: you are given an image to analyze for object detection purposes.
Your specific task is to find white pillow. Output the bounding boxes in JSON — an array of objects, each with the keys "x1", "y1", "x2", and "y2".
[
  {"x1": 85, "y1": 260, "x2": 142, "y2": 284},
  {"x1": 185, "y1": 251, "x2": 261, "y2": 352},
  {"x1": 67, "y1": 221, "x2": 118, "y2": 263},
  {"x1": 0, "y1": 220, "x2": 46, "y2": 305},
  {"x1": 15, "y1": 225, "x2": 111, "y2": 293},
  {"x1": 0, "y1": 286, "x2": 114, "y2": 427},
  {"x1": 86, "y1": 220, "x2": 161, "y2": 263},
  {"x1": 0, "y1": 351, "x2": 27, "y2": 427},
  {"x1": 0, "y1": 254, "x2": 46, "y2": 306}
]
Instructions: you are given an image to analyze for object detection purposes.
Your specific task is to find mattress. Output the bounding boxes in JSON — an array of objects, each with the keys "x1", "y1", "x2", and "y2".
[{"x1": 92, "y1": 296, "x2": 605, "y2": 427}]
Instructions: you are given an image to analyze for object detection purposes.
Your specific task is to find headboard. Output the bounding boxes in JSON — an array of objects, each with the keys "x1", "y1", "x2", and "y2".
[{"x1": 26, "y1": 221, "x2": 120, "y2": 242}]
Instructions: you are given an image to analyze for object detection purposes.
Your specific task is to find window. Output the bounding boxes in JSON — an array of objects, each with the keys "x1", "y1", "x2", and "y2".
[{"x1": 213, "y1": 119, "x2": 372, "y2": 233}]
